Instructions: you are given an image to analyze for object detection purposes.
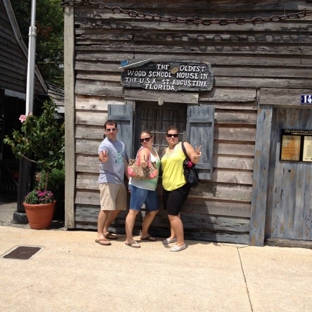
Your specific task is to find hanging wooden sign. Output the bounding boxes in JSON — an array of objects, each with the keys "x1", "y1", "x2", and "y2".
[{"x1": 120, "y1": 61, "x2": 214, "y2": 92}]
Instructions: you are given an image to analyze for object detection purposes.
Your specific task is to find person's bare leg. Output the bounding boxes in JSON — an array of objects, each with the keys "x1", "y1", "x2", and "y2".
[
  {"x1": 125, "y1": 209, "x2": 139, "y2": 244},
  {"x1": 169, "y1": 226, "x2": 175, "y2": 239},
  {"x1": 141, "y1": 210, "x2": 159, "y2": 238},
  {"x1": 168, "y1": 214, "x2": 184, "y2": 246},
  {"x1": 103, "y1": 210, "x2": 120, "y2": 234},
  {"x1": 167, "y1": 213, "x2": 180, "y2": 240},
  {"x1": 97, "y1": 210, "x2": 109, "y2": 240}
]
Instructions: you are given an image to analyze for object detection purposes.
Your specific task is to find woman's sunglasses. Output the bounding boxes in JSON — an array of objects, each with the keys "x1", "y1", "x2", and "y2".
[
  {"x1": 166, "y1": 134, "x2": 179, "y2": 138},
  {"x1": 140, "y1": 137, "x2": 151, "y2": 143}
]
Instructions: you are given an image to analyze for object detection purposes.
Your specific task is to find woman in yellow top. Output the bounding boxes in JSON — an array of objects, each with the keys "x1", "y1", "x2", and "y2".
[{"x1": 161, "y1": 126, "x2": 202, "y2": 252}]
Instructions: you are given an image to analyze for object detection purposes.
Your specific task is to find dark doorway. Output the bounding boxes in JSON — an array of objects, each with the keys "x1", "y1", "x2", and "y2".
[{"x1": 0, "y1": 93, "x2": 25, "y2": 196}]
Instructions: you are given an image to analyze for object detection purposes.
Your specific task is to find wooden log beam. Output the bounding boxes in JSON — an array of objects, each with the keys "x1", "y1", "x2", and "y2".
[
  {"x1": 124, "y1": 89, "x2": 199, "y2": 104},
  {"x1": 259, "y1": 88, "x2": 312, "y2": 107},
  {"x1": 266, "y1": 238, "x2": 312, "y2": 249}
]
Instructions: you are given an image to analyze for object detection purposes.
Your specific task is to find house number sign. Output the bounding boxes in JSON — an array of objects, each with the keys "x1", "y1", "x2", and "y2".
[{"x1": 121, "y1": 61, "x2": 214, "y2": 92}]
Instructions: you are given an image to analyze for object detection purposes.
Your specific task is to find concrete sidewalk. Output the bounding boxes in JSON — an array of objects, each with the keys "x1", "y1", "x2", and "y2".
[{"x1": 0, "y1": 225, "x2": 312, "y2": 312}]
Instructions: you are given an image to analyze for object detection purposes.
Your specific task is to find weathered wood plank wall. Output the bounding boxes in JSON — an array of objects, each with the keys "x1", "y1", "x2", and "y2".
[
  {"x1": 67, "y1": 0, "x2": 312, "y2": 244},
  {"x1": 0, "y1": 1, "x2": 26, "y2": 93},
  {"x1": 0, "y1": 0, "x2": 46, "y2": 95}
]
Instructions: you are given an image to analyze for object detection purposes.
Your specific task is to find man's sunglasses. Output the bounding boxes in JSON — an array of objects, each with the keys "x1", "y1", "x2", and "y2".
[
  {"x1": 106, "y1": 128, "x2": 116, "y2": 132},
  {"x1": 166, "y1": 134, "x2": 179, "y2": 138},
  {"x1": 140, "y1": 137, "x2": 151, "y2": 143}
]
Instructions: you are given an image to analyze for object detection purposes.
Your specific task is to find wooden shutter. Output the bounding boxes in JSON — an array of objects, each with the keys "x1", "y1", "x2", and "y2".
[
  {"x1": 108, "y1": 104, "x2": 134, "y2": 159},
  {"x1": 186, "y1": 105, "x2": 214, "y2": 180}
]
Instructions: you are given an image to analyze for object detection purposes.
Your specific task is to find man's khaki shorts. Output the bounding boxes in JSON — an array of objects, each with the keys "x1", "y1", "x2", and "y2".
[{"x1": 99, "y1": 183, "x2": 127, "y2": 211}]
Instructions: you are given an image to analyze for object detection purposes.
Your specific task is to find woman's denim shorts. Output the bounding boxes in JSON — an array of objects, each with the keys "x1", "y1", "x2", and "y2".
[{"x1": 129, "y1": 184, "x2": 159, "y2": 212}]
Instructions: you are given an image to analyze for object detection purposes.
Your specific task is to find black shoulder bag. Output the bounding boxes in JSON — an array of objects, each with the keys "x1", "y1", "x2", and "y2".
[{"x1": 181, "y1": 142, "x2": 199, "y2": 187}]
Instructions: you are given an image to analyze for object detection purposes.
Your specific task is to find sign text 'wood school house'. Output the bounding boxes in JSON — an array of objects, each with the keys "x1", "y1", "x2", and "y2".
[
  {"x1": 121, "y1": 61, "x2": 214, "y2": 92},
  {"x1": 62, "y1": 0, "x2": 312, "y2": 246}
]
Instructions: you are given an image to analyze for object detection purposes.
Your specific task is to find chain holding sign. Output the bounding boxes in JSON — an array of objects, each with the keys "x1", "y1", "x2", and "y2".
[{"x1": 120, "y1": 61, "x2": 214, "y2": 92}]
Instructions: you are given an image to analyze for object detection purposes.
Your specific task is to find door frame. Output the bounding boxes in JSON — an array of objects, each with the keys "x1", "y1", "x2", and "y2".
[{"x1": 249, "y1": 88, "x2": 312, "y2": 246}]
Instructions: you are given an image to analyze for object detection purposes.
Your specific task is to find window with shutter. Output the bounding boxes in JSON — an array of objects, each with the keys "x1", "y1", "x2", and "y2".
[
  {"x1": 186, "y1": 105, "x2": 214, "y2": 180},
  {"x1": 108, "y1": 102, "x2": 214, "y2": 180},
  {"x1": 135, "y1": 102, "x2": 187, "y2": 157},
  {"x1": 108, "y1": 104, "x2": 134, "y2": 159}
]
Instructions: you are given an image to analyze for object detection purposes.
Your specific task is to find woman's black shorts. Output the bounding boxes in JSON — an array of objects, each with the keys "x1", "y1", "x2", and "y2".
[{"x1": 163, "y1": 183, "x2": 190, "y2": 216}]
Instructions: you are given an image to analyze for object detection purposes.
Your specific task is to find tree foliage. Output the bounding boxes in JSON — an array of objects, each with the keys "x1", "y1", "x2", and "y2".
[
  {"x1": 3, "y1": 101, "x2": 65, "y2": 190},
  {"x1": 11, "y1": 0, "x2": 64, "y2": 86}
]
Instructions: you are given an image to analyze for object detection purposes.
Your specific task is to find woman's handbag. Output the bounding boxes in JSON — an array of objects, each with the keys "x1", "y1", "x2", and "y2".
[
  {"x1": 182, "y1": 142, "x2": 199, "y2": 187},
  {"x1": 128, "y1": 150, "x2": 158, "y2": 180}
]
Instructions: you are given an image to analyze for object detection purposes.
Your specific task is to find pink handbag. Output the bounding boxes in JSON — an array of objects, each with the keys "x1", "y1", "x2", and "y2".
[{"x1": 128, "y1": 151, "x2": 158, "y2": 180}]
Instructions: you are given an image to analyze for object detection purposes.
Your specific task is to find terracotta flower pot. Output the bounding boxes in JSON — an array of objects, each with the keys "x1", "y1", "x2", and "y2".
[{"x1": 23, "y1": 201, "x2": 56, "y2": 229}]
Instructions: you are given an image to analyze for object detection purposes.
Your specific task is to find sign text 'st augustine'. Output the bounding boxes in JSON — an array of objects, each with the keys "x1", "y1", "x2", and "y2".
[{"x1": 121, "y1": 62, "x2": 214, "y2": 92}]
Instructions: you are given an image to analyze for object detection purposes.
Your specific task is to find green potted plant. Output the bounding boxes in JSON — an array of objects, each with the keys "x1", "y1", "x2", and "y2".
[{"x1": 3, "y1": 100, "x2": 65, "y2": 229}]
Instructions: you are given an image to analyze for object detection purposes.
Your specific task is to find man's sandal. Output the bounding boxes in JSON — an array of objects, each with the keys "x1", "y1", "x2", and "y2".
[{"x1": 104, "y1": 232, "x2": 118, "y2": 240}]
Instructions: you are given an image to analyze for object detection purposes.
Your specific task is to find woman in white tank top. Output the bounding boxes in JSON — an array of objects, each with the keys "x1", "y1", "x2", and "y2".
[{"x1": 125, "y1": 130, "x2": 160, "y2": 248}]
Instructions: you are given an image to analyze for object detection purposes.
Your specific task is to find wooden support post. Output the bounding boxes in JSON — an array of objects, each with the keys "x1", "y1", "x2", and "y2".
[{"x1": 250, "y1": 105, "x2": 273, "y2": 246}]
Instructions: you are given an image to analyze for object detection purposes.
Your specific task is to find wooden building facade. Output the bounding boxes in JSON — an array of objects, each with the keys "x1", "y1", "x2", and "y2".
[
  {"x1": 63, "y1": 0, "x2": 312, "y2": 246},
  {"x1": 0, "y1": 0, "x2": 47, "y2": 195}
]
